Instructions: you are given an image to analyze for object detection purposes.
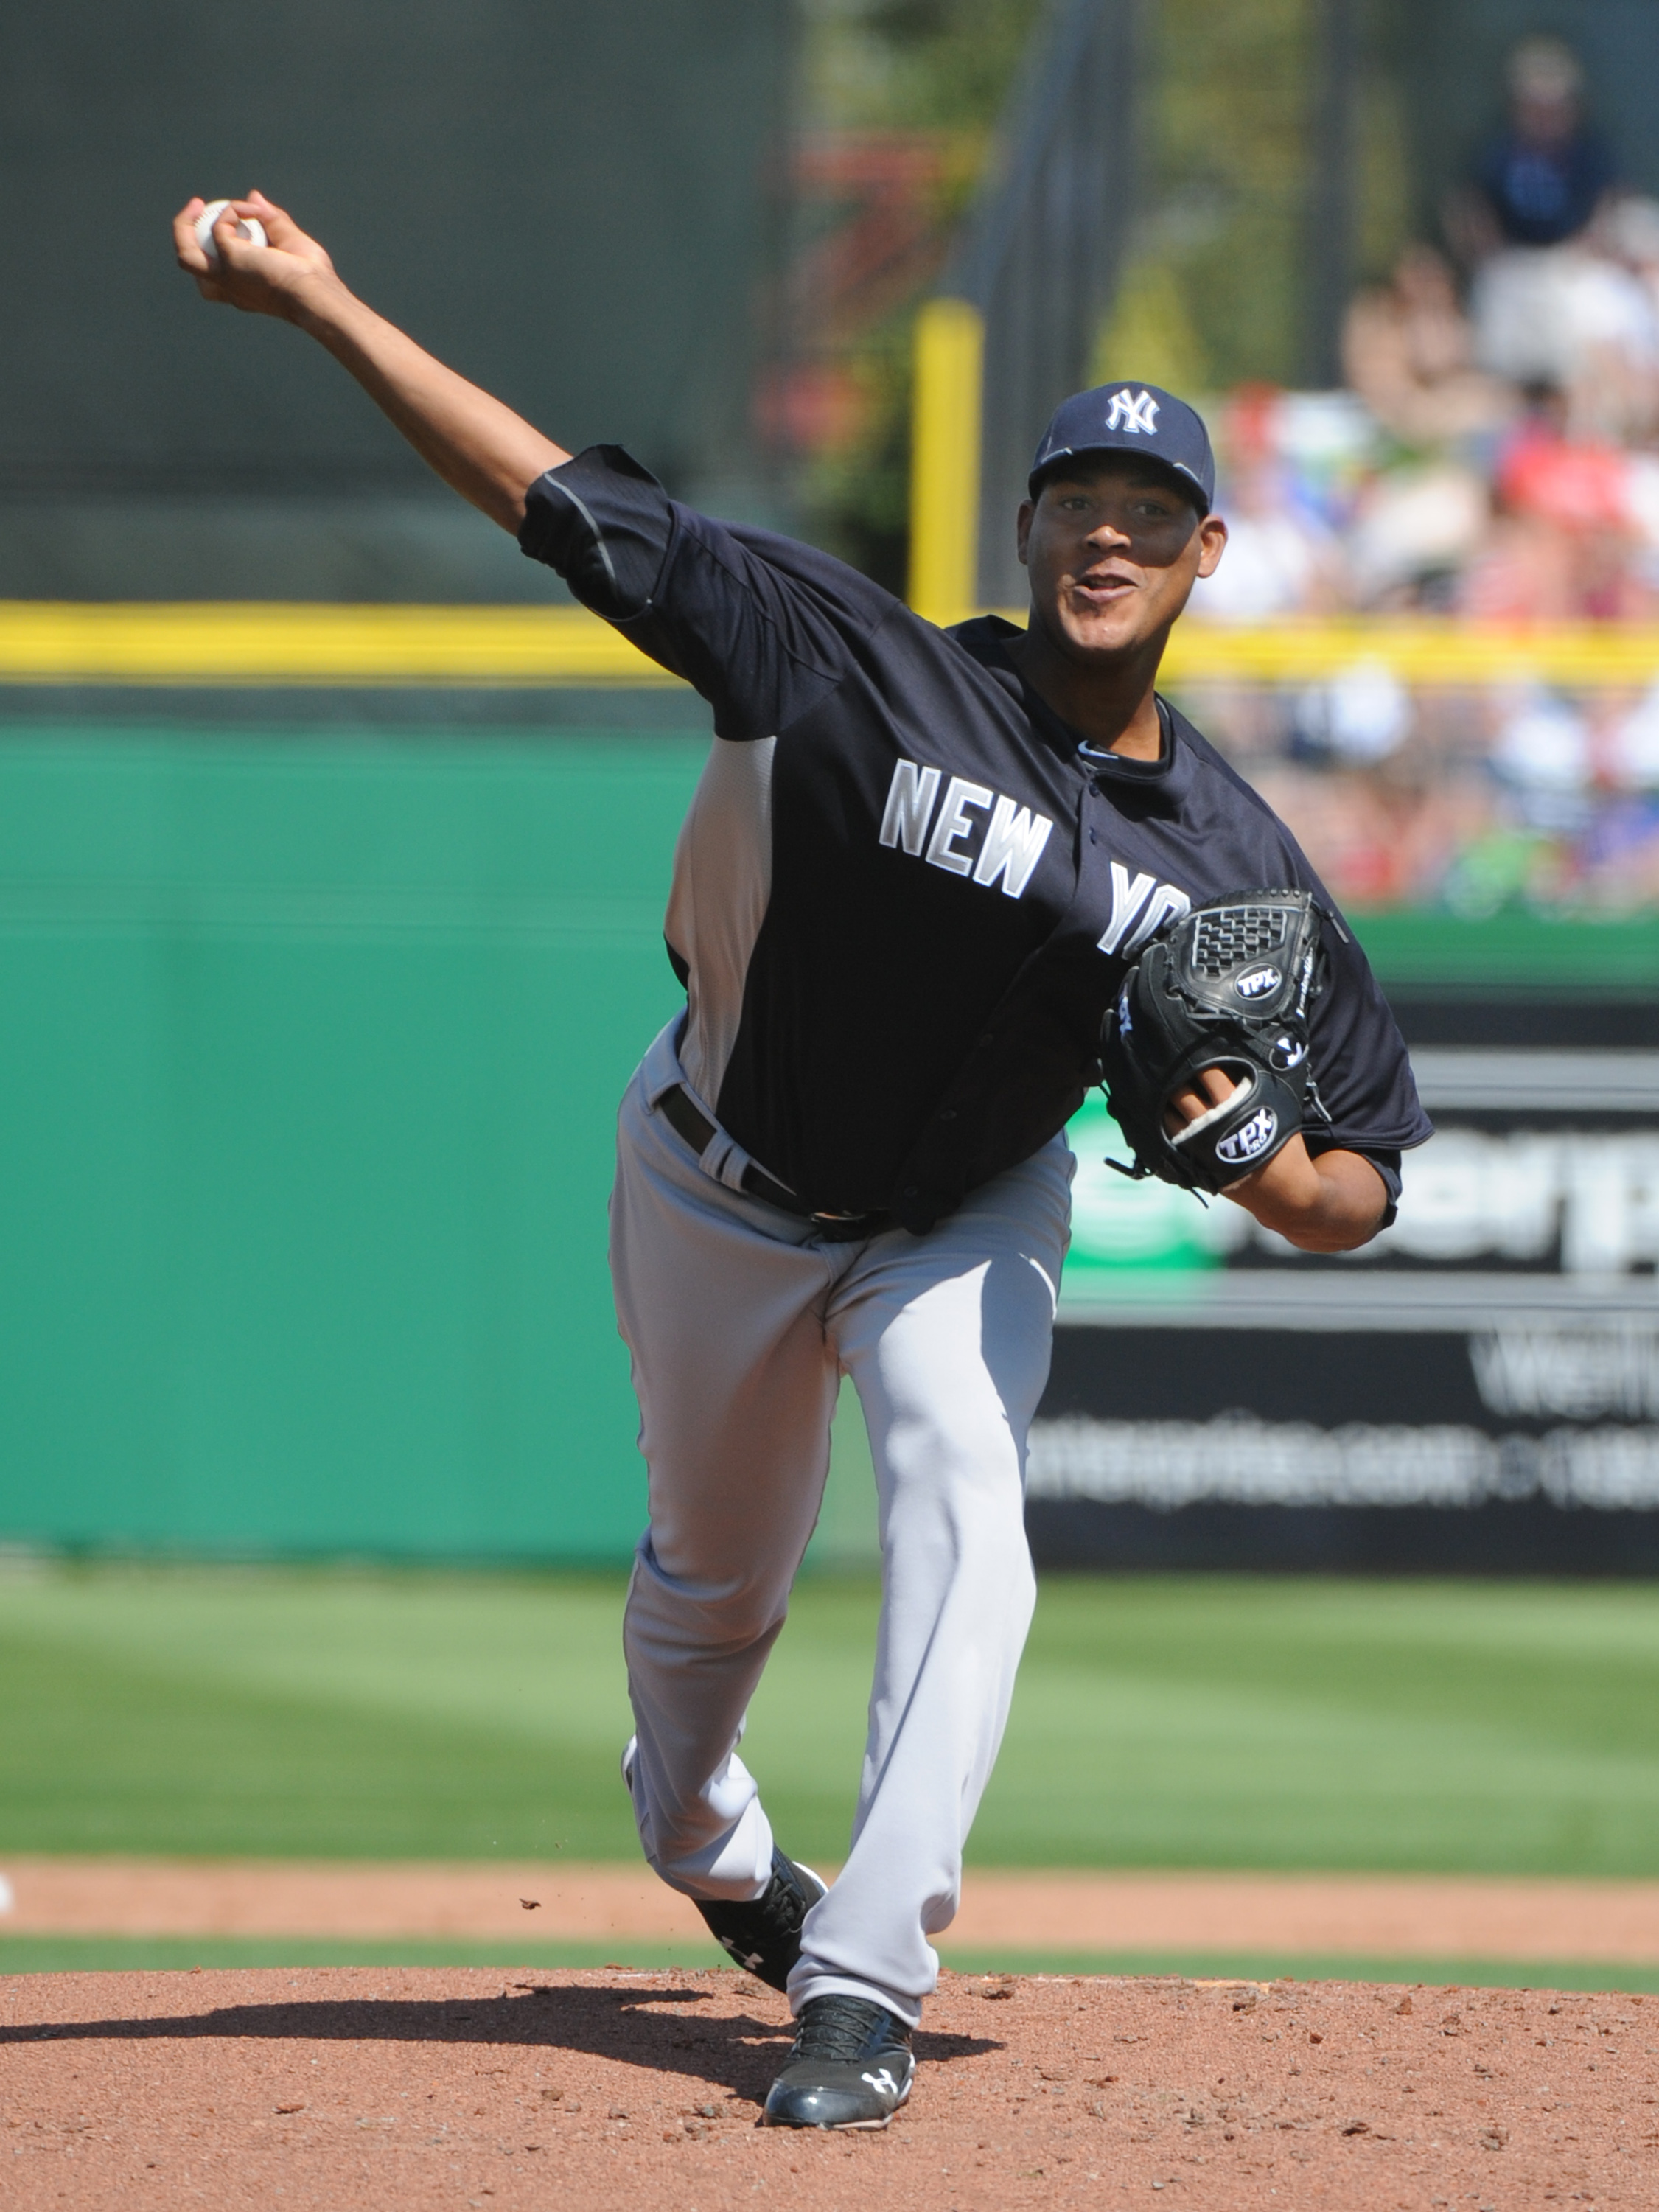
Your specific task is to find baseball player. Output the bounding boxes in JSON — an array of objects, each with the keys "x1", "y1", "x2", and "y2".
[{"x1": 175, "y1": 192, "x2": 1431, "y2": 2131}]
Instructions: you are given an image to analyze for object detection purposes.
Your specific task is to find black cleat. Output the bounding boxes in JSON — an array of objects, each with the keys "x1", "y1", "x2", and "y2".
[
  {"x1": 693, "y1": 1847, "x2": 827, "y2": 1992},
  {"x1": 761, "y1": 1994, "x2": 915, "y2": 2129}
]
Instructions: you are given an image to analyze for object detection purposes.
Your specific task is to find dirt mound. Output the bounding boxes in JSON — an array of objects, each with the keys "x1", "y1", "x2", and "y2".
[{"x1": 0, "y1": 1964, "x2": 1649, "y2": 2208}]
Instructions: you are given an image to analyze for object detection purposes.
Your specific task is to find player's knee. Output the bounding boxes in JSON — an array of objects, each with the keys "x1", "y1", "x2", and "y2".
[
  {"x1": 887, "y1": 1401, "x2": 1020, "y2": 1482},
  {"x1": 883, "y1": 1412, "x2": 1029, "y2": 1538},
  {"x1": 626, "y1": 1535, "x2": 791, "y2": 1653}
]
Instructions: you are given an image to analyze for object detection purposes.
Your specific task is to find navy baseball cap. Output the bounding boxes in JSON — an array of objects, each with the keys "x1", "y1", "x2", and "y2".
[{"x1": 1029, "y1": 383, "x2": 1215, "y2": 513}]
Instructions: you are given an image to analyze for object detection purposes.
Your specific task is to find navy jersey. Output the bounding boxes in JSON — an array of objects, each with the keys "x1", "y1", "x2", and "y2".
[
  {"x1": 1478, "y1": 127, "x2": 1613, "y2": 248},
  {"x1": 521, "y1": 445, "x2": 1431, "y2": 1232}
]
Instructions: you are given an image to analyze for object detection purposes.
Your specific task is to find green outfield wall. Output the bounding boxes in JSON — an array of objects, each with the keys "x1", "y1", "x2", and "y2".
[
  {"x1": 0, "y1": 720, "x2": 1652, "y2": 1564},
  {"x1": 0, "y1": 725, "x2": 707, "y2": 1563}
]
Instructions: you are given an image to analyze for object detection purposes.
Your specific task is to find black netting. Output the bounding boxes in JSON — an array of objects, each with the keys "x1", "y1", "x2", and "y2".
[
  {"x1": 1190, "y1": 905, "x2": 1290, "y2": 976},
  {"x1": 0, "y1": 0, "x2": 792, "y2": 598}
]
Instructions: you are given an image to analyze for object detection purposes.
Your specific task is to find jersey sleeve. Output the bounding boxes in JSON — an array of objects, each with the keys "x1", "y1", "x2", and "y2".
[
  {"x1": 1294, "y1": 877, "x2": 1431, "y2": 1222},
  {"x1": 518, "y1": 444, "x2": 893, "y2": 742}
]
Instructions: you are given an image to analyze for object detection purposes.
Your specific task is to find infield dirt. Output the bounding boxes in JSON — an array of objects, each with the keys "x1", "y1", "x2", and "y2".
[{"x1": 0, "y1": 1964, "x2": 1651, "y2": 2209}]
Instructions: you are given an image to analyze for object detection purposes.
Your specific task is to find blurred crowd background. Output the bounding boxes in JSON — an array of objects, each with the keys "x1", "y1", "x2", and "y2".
[
  {"x1": 8, "y1": 6, "x2": 1659, "y2": 928},
  {"x1": 777, "y1": 1, "x2": 1659, "y2": 920},
  {"x1": 7, "y1": 6, "x2": 1659, "y2": 930}
]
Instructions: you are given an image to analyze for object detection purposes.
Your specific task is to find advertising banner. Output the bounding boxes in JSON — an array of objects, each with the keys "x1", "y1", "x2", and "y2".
[{"x1": 1030, "y1": 1019, "x2": 1659, "y2": 1571}]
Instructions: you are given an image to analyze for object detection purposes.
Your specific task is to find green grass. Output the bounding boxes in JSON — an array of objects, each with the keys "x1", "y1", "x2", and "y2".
[
  {"x1": 2, "y1": 1566, "x2": 1659, "y2": 1875},
  {"x1": 985, "y1": 1576, "x2": 1659, "y2": 1874},
  {"x1": 0, "y1": 1939, "x2": 1653, "y2": 1995},
  {"x1": 0, "y1": 1566, "x2": 638, "y2": 1860}
]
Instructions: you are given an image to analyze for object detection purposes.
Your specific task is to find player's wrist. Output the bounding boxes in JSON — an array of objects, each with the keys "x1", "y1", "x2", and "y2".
[
  {"x1": 1222, "y1": 1136, "x2": 1321, "y2": 1223},
  {"x1": 287, "y1": 268, "x2": 363, "y2": 338}
]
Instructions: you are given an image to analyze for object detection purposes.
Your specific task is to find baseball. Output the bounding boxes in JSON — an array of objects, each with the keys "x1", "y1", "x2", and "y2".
[{"x1": 194, "y1": 199, "x2": 268, "y2": 263}]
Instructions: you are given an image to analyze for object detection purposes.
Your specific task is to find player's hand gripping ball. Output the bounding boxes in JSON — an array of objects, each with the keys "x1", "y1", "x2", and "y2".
[
  {"x1": 193, "y1": 200, "x2": 269, "y2": 262},
  {"x1": 1101, "y1": 889, "x2": 1327, "y2": 1193},
  {"x1": 175, "y1": 192, "x2": 338, "y2": 321}
]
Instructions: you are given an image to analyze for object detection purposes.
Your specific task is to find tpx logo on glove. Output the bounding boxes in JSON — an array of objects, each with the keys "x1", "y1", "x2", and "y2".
[
  {"x1": 1234, "y1": 964, "x2": 1282, "y2": 1000},
  {"x1": 1215, "y1": 1105, "x2": 1279, "y2": 1167}
]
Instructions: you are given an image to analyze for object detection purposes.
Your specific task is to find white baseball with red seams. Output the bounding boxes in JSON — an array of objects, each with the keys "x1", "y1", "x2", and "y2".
[{"x1": 194, "y1": 200, "x2": 268, "y2": 262}]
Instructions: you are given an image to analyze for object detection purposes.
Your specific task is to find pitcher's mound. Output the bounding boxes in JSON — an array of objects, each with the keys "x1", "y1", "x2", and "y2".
[{"x1": 0, "y1": 1964, "x2": 1642, "y2": 2208}]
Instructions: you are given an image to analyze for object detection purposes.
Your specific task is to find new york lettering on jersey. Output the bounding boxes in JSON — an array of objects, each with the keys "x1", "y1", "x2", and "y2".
[
  {"x1": 876, "y1": 759, "x2": 1054, "y2": 898},
  {"x1": 1095, "y1": 859, "x2": 1192, "y2": 956},
  {"x1": 875, "y1": 756, "x2": 1187, "y2": 955}
]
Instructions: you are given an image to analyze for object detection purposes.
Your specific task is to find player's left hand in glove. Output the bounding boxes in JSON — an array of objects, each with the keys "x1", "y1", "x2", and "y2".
[{"x1": 1100, "y1": 889, "x2": 1327, "y2": 1194}]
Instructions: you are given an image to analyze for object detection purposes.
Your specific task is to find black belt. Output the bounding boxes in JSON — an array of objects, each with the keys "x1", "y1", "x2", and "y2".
[{"x1": 657, "y1": 1085, "x2": 890, "y2": 1242}]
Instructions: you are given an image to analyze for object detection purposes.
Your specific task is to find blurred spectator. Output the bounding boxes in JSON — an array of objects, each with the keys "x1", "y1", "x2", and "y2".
[
  {"x1": 1457, "y1": 37, "x2": 1614, "y2": 258},
  {"x1": 1457, "y1": 505, "x2": 1577, "y2": 623},
  {"x1": 1568, "y1": 195, "x2": 1659, "y2": 442},
  {"x1": 1293, "y1": 660, "x2": 1412, "y2": 767},
  {"x1": 1146, "y1": 32, "x2": 1659, "y2": 920},
  {"x1": 1341, "y1": 248, "x2": 1514, "y2": 447},
  {"x1": 1346, "y1": 463, "x2": 1489, "y2": 607},
  {"x1": 1248, "y1": 747, "x2": 1481, "y2": 912},
  {"x1": 1571, "y1": 799, "x2": 1659, "y2": 908},
  {"x1": 1607, "y1": 682, "x2": 1659, "y2": 788},
  {"x1": 1471, "y1": 243, "x2": 1658, "y2": 430},
  {"x1": 1449, "y1": 38, "x2": 1659, "y2": 441},
  {"x1": 1489, "y1": 688, "x2": 1594, "y2": 831},
  {"x1": 1187, "y1": 467, "x2": 1344, "y2": 621},
  {"x1": 1459, "y1": 403, "x2": 1659, "y2": 621},
  {"x1": 1602, "y1": 195, "x2": 1659, "y2": 325},
  {"x1": 1495, "y1": 407, "x2": 1630, "y2": 534},
  {"x1": 1187, "y1": 387, "x2": 1348, "y2": 621}
]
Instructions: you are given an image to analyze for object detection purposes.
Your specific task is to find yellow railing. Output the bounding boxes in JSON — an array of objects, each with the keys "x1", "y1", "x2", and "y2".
[
  {"x1": 907, "y1": 296, "x2": 986, "y2": 627},
  {"x1": 4, "y1": 599, "x2": 1659, "y2": 688},
  {"x1": 0, "y1": 601, "x2": 679, "y2": 687},
  {"x1": 1157, "y1": 618, "x2": 1659, "y2": 688}
]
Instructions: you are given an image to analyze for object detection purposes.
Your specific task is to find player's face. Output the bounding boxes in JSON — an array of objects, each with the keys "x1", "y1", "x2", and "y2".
[{"x1": 1016, "y1": 459, "x2": 1226, "y2": 661}]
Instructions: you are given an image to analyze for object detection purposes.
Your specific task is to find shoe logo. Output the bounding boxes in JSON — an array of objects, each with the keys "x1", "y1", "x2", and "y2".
[{"x1": 861, "y1": 2068, "x2": 899, "y2": 2098}]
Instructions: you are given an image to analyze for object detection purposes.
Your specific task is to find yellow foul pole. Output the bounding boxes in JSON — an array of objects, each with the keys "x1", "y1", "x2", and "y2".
[{"x1": 907, "y1": 296, "x2": 985, "y2": 628}]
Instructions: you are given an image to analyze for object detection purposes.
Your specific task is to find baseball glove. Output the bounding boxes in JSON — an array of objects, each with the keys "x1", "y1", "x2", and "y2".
[{"x1": 1100, "y1": 889, "x2": 1326, "y2": 1194}]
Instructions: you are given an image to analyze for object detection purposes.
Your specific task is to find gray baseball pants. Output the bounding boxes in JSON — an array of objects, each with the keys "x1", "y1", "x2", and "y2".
[{"x1": 610, "y1": 1021, "x2": 1072, "y2": 2027}]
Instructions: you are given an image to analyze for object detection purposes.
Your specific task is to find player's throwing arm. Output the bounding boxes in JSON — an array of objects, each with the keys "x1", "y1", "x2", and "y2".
[{"x1": 172, "y1": 192, "x2": 570, "y2": 526}]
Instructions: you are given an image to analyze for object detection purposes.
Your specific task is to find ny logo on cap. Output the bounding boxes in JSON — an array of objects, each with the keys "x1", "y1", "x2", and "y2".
[{"x1": 1105, "y1": 387, "x2": 1159, "y2": 435}]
